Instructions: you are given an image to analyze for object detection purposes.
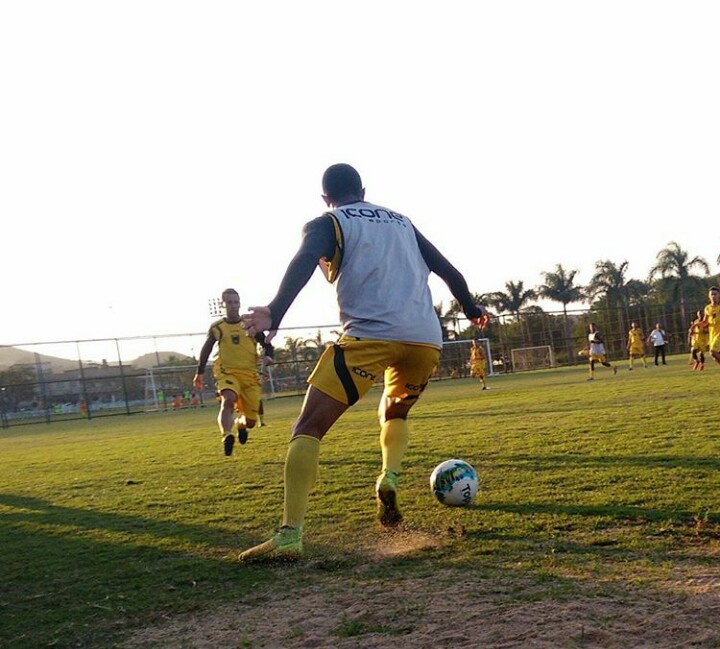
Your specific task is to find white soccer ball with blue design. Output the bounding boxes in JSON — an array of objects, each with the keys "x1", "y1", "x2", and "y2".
[{"x1": 430, "y1": 459, "x2": 479, "y2": 507}]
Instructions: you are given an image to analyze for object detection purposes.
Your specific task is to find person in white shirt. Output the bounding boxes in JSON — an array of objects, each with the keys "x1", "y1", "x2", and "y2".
[{"x1": 647, "y1": 323, "x2": 668, "y2": 365}]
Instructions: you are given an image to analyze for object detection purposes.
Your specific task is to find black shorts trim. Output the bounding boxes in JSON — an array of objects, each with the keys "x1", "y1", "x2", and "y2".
[{"x1": 333, "y1": 344, "x2": 359, "y2": 406}]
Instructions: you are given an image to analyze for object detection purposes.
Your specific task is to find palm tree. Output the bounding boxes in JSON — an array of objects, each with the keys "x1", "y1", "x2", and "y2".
[
  {"x1": 487, "y1": 281, "x2": 536, "y2": 319},
  {"x1": 537, "y1": 264, "x2": 585, "y2": 362},
  {"x1": 434, "y1": 303, "x2": 453, "y2": 341},
  {"x1": 282, "y1": 336, "x2": 308, "y2": 391},
  {"x1": 586, "y1": 260, "x2": 635, "y2": 337},
  {"x1": 648, "y1": 242, "x2": 710, "y2": 327},
  {"x1": 487, "y1": 281, "x2": 536, "y2": 346},
  {"x1": 302, "y1": 330, "x2": 326, "y2": 361},
  {"x1": 537, "y1": 265, "x2": 584, "y2": 315}
]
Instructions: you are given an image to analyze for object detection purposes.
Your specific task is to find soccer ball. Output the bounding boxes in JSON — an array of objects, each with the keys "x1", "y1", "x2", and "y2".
[
  {"x1": 430, "y1": 459, "x2": 479, "y2": 507},
  {"x1": 578, "y1": 348, "x2": 589, "y2": 358}
]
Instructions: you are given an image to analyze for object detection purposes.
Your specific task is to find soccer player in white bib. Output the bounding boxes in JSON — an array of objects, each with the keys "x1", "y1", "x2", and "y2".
[
  {"x1": 586, "y1": 322, "x2": 618, "y2": 381},
  {"x1": 239, "y1": 164, "x2": 488, "y2": 560}
]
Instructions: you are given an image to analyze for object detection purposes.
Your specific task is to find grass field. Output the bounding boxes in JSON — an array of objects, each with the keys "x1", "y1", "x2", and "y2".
[{"x1": 2, "y1": 356, "x2": 720, "y2": 648}]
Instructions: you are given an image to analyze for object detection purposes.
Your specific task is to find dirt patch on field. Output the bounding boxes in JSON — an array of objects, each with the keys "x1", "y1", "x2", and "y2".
[{"x1": 124, "y1": 548, "x2": 720, "y2": 649}]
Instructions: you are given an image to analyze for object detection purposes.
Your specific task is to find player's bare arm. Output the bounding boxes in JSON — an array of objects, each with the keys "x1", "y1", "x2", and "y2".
[{"x1": 192, "y1": 332, "x2": 216, "y2": 390}]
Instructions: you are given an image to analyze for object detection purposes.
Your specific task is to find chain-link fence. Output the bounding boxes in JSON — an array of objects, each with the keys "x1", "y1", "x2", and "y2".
[{"x1": 0, "y1": 301, "x2": 700, "y2": 428}]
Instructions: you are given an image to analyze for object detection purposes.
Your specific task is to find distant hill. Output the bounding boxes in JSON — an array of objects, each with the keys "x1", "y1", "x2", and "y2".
[
  {"x1": 0, "y1": 347, "x2": 78, "y2": 372},
  {"x1": 0, "y1": 347, "x2": 194, "y2": 372},
  {"x1": 130, "y1": 352, "x2": 195, "y2": 369}
]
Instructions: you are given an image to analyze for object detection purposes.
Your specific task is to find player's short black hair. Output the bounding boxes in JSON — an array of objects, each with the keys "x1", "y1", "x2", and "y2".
[
  {"x1": 221, "y1": 288, "x2": 239, "y2": 301},
  {"x1": 710, "y1": 286, "x2": 720, "y2": 292},
  {"x1": 322, "y1": 163, "x2": 362, "y2": 201}
]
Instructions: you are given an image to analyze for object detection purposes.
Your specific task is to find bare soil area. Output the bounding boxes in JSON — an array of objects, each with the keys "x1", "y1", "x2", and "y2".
[{"x1": 125, "y1": 532, "x2": 720, "y2": 649}]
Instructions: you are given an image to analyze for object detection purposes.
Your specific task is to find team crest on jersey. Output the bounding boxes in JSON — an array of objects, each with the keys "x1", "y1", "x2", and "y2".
[{"x1": 231, "y1": 334, "x2": 240, "y2": 344}]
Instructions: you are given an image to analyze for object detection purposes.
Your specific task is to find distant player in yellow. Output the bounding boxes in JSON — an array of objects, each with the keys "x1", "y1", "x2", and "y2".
[
  {"x1": 469, "y1": 339, "x2": 488, "y2": 390},
  {"x1": 704, "y1": 286, "x2": 720, "y2": 366},
  {"x1": 193, "y1": 288, "x2": 274, "y2": 456},
  {"x1": 626, "y1": 321, "x2": 647, "y2": 370},
  {"x1": 688, "y1": 310, "x2": 708, "y2": 370},
  {"x1": 586, "y1": 322, "x2": 618, "y2": 381}
]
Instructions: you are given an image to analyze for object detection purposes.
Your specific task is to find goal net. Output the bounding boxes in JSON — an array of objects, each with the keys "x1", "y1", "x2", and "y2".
[
  {"x1": 510, "y1": 345, "x2": 556, "y2": 371},
  {"x1": 438, "y1": 338, "x2": 495, "y2": 379}
]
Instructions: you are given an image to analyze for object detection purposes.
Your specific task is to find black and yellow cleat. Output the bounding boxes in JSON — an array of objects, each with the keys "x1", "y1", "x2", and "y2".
[
  {"x1": 376, "y1": 469, "x2": 403, "y2": 528},
  {"x1": 223, "y1": 433, "x2": 235, "y2": 457}
]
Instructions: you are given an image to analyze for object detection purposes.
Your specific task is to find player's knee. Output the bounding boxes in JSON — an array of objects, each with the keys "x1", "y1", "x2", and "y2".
[
  {"x1": 380, "y1": 401, "x2": 412, "y2": 423},
  {"x1": 245, "y1": 418, "x2": 256, "y2": 429}
]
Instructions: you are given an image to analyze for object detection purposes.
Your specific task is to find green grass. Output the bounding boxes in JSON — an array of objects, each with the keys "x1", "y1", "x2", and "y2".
[{"x1": 2, "y1": 355, "x2": 720, "y2": 647}]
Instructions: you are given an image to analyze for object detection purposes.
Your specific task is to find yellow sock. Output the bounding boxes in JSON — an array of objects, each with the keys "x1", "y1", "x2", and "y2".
[
  {"x1": 629, "y1": 357, "x2": 634, "y2": 368},
  {"x1": 282, "y1": 435, "x2": 320, "y2": 528},
  {"x1": 380, "y1": 419, "x2": 409, "y2": 473}
]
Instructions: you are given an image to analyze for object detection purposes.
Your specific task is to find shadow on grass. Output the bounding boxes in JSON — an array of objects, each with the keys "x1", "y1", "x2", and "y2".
[{"x1": 0, "y1": 492, "x2": 302, "y2": 648}]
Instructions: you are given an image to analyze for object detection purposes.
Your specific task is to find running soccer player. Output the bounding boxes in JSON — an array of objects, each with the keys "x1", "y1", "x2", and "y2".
[
  {"x1": 193, "y1": 288, "x2": 274, "y2": 456},
  {"x1": 586, "y1": 322, "x2": 618, "y2": 381},
  {"x1": 469, "y1": 339, "x2": 488, "y2": 390},
  {"x1": 626, "y1": 321, "x2": 647, "y2": 370},
  {"x1": 688, "y1": 310, "x2": 709, "y2": 370},
  {"x1": 704, "y1": 286, "x2": 720, "y2": 366},
  {"x1": 238, "y1": 163, "x2": 488, "y2": 560}
]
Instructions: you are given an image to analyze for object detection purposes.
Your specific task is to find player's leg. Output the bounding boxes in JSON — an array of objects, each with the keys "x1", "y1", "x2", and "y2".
[
  {"x1": 239, "y1": 387, "x2": 348, "y2": 561},
  {"x1": 628, "y1": 351, "x2": 634, "y2": 370},
  {"x1": 588, "y1": 357, "x2": 595, "y2": 380},
  {"x1": 234, "y1": 379, "x2": 262, "y2": 445},
  {"x1": 257, "y1": 399, "x2": 265, "y2": 427},
  {"x1": 477, "y1": 368, "x2": 488, "y2": 389},
  {"x1": 710, "y1": 334, "x2": 720, "y2": 365},
  {"x1": 375, "y1": 344, "x2": 440, "y2": 527},
  {"x1": 240, "y1": 338, "x2": 381, "y2": 561},
  {"x1": 218, "y1": 388, "x2": 239, "y2": 456},
  {"x1": 601, "y1": 358, "x2": 617, "y2": 374}
]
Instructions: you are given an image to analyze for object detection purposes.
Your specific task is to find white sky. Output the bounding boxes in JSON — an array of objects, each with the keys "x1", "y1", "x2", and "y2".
[{"x1": 2, "y1": 1, "x2": 719, "y2": 351}]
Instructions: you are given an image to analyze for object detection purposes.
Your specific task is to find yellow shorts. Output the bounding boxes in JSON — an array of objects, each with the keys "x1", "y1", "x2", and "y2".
[
  {"x1": 308, "y1": 336, "x2": 441, "y2": 406},
  {"x1": 213, "y1": 364, "x2": 262, "y2": 420},
  {"x1": 589, "y1": 354, "x2": 607, "y2": 363},
  {"x1": 470, "y1": 361, "x2": 485, "y2": 378},
  {"x1": 710, "y1": 333, "x2": 720, "y2": 354},
  {"x1": 628, "y1": 344, "x2": 644, "y2": 357}
]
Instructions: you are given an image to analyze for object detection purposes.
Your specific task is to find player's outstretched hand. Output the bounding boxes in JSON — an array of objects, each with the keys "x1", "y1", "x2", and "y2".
[
  {"x1": 241, "y1": 306, "x2": 272, "y2": 336},
  {"x1": 192, "y1": 374, "x2": 203, "y2": 391},
  {"x1": 470, "y1": 304, "x2": 490, "y2": 330}
]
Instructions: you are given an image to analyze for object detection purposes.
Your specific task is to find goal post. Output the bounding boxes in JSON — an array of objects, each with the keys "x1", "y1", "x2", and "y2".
[
  {"x1": 510, "y1": 345, "x2": 556, "y2": 371},
  {"x1": 439, "y1": 338, "x2": 495, "y2": 379}
]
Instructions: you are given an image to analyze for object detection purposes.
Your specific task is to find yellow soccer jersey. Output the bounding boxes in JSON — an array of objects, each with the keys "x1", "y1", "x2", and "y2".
[
  {"x1": 470, "y1": 346, "x2": 486, "y2": 362},
  {"x1": 690, "y1": 322, "x2": 709, "y2": 349},
  {"x1": 628, "y1": 328, "x2": 644, "y2": 347},
  {"x1": 704, "y1": 304, "x2": 720, "y2": 338},
  {"x1": 210, "y1": 319, "x2": 261, "y2": 374}
]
